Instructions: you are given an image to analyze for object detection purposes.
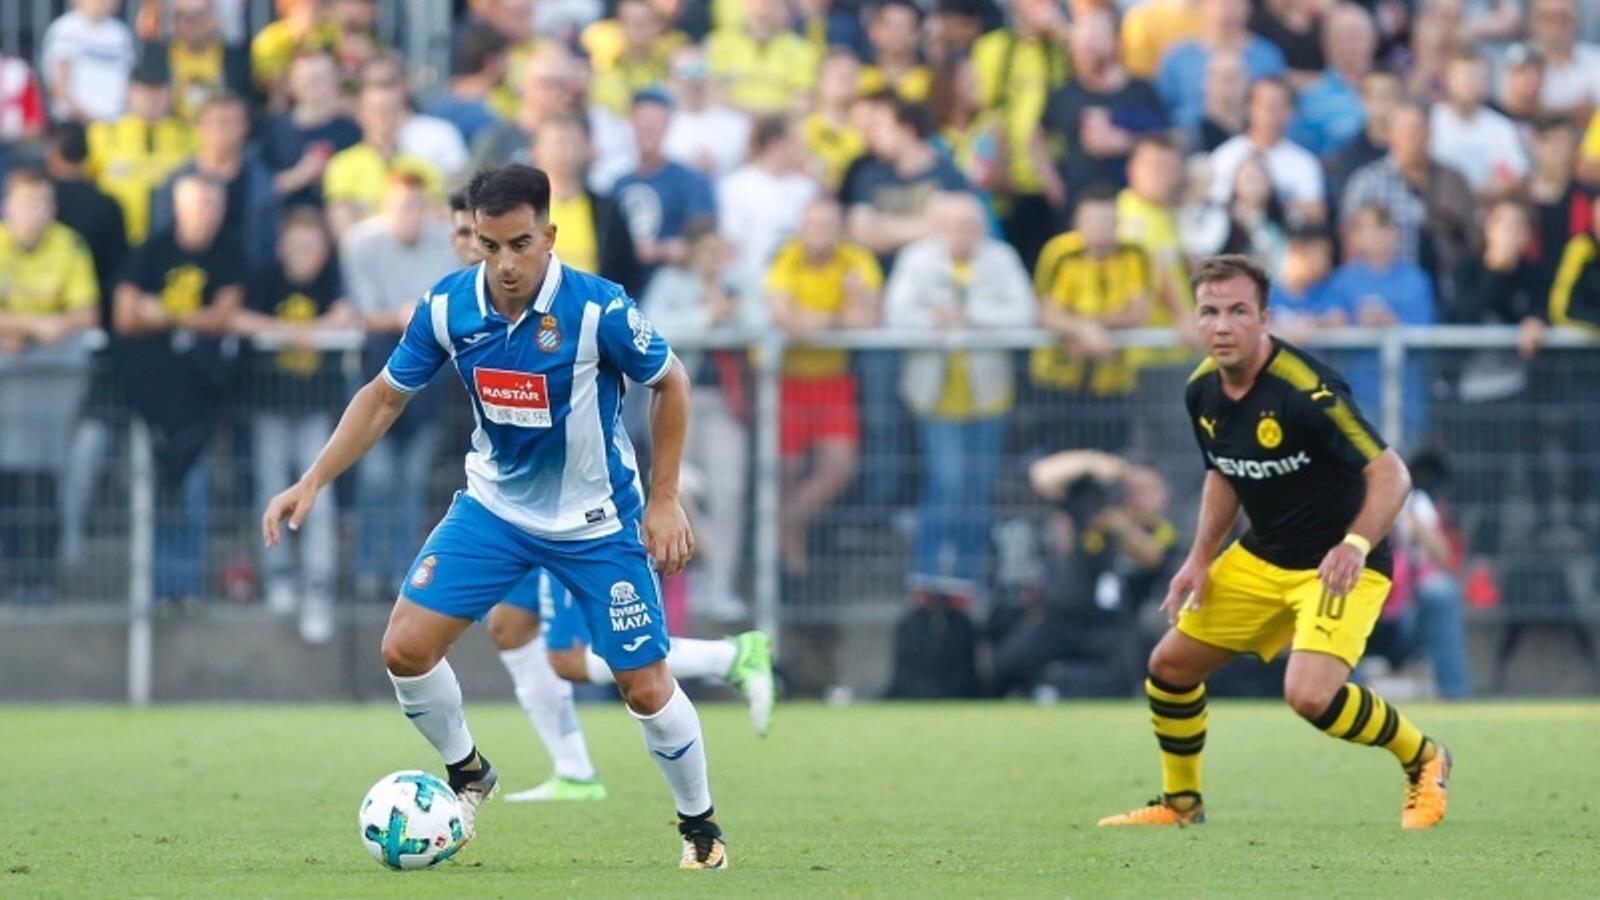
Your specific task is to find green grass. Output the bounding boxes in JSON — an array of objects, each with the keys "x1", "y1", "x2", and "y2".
[{"x1": 7, "y1": 701, "x2": 1599, "y2": 898}]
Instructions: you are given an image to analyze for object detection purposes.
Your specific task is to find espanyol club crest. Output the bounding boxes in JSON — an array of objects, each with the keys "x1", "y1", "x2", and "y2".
[
  {"x1": 411, "y1": 555, "x2": 437, "y2": 588},
  {"x1": 536, "y1": 315, "x2": 562, "y2": 352}
]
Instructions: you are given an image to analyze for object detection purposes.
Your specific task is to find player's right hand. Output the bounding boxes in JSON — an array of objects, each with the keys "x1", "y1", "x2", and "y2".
[
  {"x1": 262, "y1": 480, "x2": 318, "y2": 548},
  {"x1": 1160, "y1": 556, "x2": 1210, "y2": 625}
]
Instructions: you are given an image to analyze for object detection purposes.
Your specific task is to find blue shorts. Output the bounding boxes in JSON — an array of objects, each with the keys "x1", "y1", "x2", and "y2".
[
  {"x1": 502, "y1": 569, "x2": 592, "y2": 652},
  {"x1": 403, "y1": 492, "x2": 668, "y2": 669}
]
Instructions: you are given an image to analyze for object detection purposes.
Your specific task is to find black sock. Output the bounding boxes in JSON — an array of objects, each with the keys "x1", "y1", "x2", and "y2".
[
  {"x1": 446, "y1": 747, "x2": 487, "y2": 790},
  {"x1": 678, "y1": 806, "x2": 718, "y2": 833}
]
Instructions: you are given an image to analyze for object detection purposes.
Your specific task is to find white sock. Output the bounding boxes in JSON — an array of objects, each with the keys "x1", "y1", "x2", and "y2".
[
  {"x1": 632, "y1": 682, "x2": 712, "y2": 817},
  {"x1": 666, "y1": 637, "x2": 738, "y2": 680},
  {"x1": 389, "y1": 658, "x2": 476, "y2": 766},
  {"x1": 499, "y1": 636, "x2": 597, "y2": 781},
  {"x1": 584, "y1": 638, "x2": 736, "y2": 685},
  {"x1": 583, "y1": 652, "x2": 615, "y2": 685}
]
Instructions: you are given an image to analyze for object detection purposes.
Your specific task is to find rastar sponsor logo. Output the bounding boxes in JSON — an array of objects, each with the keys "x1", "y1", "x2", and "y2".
[
  {"x1": 1208, "y1": 451, "x2": 1312, "y2": 480},
  {"x1": 475, "y1": 368, "x2": 552, "y2": 428}
]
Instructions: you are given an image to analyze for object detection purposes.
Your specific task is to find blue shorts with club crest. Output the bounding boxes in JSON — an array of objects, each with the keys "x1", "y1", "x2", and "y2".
[{"x1": 402, "y1": 492, "x2": 668, "y2": 670}]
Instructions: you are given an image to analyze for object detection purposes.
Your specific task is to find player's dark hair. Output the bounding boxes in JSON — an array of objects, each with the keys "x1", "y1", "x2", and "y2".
[
  {"x1": 48, "y1": 121, "x2": 90, "y2": 164},
  {"x1": 466, "y1": 164, "x2": 552, "y2": 219},
  {"x1": 1193, "y1": 255, "x2": 1272, "y2": 311}
]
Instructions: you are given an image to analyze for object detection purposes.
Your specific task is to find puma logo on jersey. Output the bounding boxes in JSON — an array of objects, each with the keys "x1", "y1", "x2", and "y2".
[
  {"x1": 1310, "y1": 384, "x2": 1334, "y2": 402},
  {"x1": 1208, "y1": 451, "x2": 1312, "y2": 480},
  {"x1": 1197, "y1": 416, "x2": 1217, "y2": 439}
]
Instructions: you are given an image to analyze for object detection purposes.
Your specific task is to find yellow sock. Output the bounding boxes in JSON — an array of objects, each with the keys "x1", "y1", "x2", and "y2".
[
  {"x1": 1310, "y1": 683, "x2": 1427, "y2": 767},
  {"x1": 1147, "y1": 677, "x2": 1206, "y2": 798}
]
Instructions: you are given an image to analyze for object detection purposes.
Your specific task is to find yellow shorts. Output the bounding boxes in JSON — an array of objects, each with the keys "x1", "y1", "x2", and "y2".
[{"x1": 1176, "y1": 542, "x2": 1390, "y2": 667}]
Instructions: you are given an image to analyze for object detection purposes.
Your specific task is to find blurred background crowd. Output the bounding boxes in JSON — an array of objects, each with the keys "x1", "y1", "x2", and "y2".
[{"x1": 1, "y1": 0, "x2": 1598, "y2": 701}]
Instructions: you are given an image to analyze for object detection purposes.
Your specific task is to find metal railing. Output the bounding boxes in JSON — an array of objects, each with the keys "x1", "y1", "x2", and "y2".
[{"x1": 1, "y1": 325, "x2": 1597, "y2": 702}]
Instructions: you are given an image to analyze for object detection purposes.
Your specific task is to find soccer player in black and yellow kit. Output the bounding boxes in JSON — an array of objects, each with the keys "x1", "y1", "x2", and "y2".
[{"x1": 1098, "y1": 255, "x2": 1451, "y2": 830}]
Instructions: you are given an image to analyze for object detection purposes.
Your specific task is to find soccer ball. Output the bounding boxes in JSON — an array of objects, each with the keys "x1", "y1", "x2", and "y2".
[{"x1": 358, "y1": 770, "x2": 465, "y2": 870}]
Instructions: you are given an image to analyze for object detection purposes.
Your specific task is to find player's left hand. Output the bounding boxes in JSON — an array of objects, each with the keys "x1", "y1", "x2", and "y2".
[
  {"x1": 1317, "y1": 542, "x2": 1365, "y2": 599},
  {"x1": 644, "y1": 495, "x2": 694, "y2": 577}
]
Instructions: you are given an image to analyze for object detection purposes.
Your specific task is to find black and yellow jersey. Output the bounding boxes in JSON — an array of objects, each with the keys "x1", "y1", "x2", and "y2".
[
  {"x1": 1185, "y1": 337, "x2": 1392, "y2": 576},
  {"x1": 1031, "y1": 232, "x2": 1151, "y2": 394}
]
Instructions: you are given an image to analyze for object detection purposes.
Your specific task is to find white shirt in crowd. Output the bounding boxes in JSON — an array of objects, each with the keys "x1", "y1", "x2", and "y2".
[
  {"x1": 399, "y1": 114, "x2": 471, "y2": 184},
  {"x1": 717, "y1": 165, "x2": 819, "y2": 281},
  {"x1": 1206, "y1": 134, "x2": 1326, "y2": 208},
  {"x1": 666, "y1": 105, "x2": 753, "y2": 178},
  {"x1": 1429, "y1": 103, "x2": 1529, "y2": 193},
  {"x1": 1539, "y1": 44, "x2": 1600, "y2": 114},
  {"x1": 40, "y1": 10, "x2": 137, "y2": 122}
]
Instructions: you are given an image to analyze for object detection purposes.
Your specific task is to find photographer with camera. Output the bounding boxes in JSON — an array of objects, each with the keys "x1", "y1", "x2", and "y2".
[{"x1": 991, "y1": 450, "x2": 1178, "y2": 698}]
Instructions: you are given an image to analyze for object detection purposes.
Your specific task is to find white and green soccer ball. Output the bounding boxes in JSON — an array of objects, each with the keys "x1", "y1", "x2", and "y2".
[{"x1": 358, "y1": 770, "x2": 465, "y2": 870}]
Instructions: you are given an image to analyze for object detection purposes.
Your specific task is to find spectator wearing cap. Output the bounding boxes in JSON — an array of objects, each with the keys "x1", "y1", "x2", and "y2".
[
  {"x1": 1156, "y1": 0, "x2": 1288, "y2": 134},
  {"x1": 322, "y1": 79, "x2": 443, "y2": 239},
  {"x1": 801, "y1": 49, "x2": 866, "y2": 193},
  {"x1": 255, "y1": 52, "x2": 361, "y2": 209},
  {"x1": 661, "y1": 46, "x2": 752, "y2": 179},
  {"x1": 1343, "y1": 102, "x2": 1477, "y2": 295},
  {"x1": 706, "y1": 0, "x2": 819, "y2": 116},
  {"x1": 718, "y1": 117, "x2": 820, "y2": 284},
  {"x1": 1248, "y1": 0, "x2": 1323, "y2": 85},
  {"x1": 1267, "y1": 224, "x2": 1341, "y2": 339},
  {"x1": 532, "y1": 115, "x2": 643, "y2": 295},
  {"x1": 1119, "y1": 0, "x2": 1204, "y2": 81},
  {"x1": 158, "y1": 0, "x2": 252, "y2": 123},
  {"x1": 1325, "y1": 69, "x2": 1401, "y2": 218},
  {"x1": 86, "y1": 53, "x2": 195, "y2": 245},
  {"x1": 1495, "y1": 43, "x2": 1547, "y2": 135},
  {"x1": 614, "y1": 89, "x2": 717, "y2": 277},
  {"x1": 1042, "y1": 8, "x2": 1169, "y2": 212},
  {"x1": 590, "y1": 0, "x2": 687, "y2": 116},
  {"x1": 423, "y1": 21, "x2": 510, "y2": 147},
  {"x1": 40, "y1": 0, "x2": 138, "y2": 123},
  {"x1": 860, "y1": 0, "x2": 930, "y2": 104},
  {"x1": 1208, "y1": 78, "x2": 1326, "y2": 226},
  {"x1": 150, "y1": 92, "x2": 279, "y2": 267},
  {"x1": 971, "y1": 0, "x2": 1073, "y2": 270},
  {"x1": 1528, "y1": 0, "x2": 1600, "y2": 121},
  {"x1": 1430, "y1": 48, "x2": 1529, "y2": 199},
  {"x1": 1289, "y1": 3, "x2": 1376, "y2": 158}
]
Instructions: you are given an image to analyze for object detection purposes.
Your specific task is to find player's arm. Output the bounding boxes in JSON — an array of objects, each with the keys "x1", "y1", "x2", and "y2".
[
  {"x1": 1318, "y1": 448, "x2": 1411, "y2": 598},
  {"x1": 1160, "y1": 470, "x2": 1240, "y2": 622},
  {"x1": 262, "y1": 374, "x2": 411, "y2": 546},
  {"x1": 643, "y1": 356, "x2": 694, "y2": 576}
]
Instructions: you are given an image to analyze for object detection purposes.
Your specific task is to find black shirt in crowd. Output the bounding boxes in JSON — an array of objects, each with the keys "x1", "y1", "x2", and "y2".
[
  {"x1": 1042, "y1": 76, "x2": 1169, "y2": 198},
  {"x1": 1185, "y1": 337, "x2": 1393, "y2": 576},
  {"x1": 51, "y1": 176, "x2": 128, "y2": 329},
  {"x1": 1249, "y1": 2, "x2": 1325, "y2": 73},
  {"x1": 244, "y1": 258, "x2": 347, "y2": 414}
]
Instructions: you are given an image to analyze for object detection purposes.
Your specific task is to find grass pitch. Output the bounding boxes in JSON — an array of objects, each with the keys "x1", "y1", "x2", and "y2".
[{"x1": 7, "y1": 700, "x2": 1597, "y2": 898}]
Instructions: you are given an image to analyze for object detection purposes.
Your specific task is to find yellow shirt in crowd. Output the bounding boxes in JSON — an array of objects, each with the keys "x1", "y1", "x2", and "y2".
[
  {"x1": 971, "y1": 29, "x2": 1071, "y2": 197},
  {"x1": 1120, "y1": 0, "x2": 1207, "y2": 80},
  {"x1": 548, "y1": 194, "x2": 599, "y2": 275},
  {"x1": 858, "y1": 65, "x2": 932, "y2": 104},
  {"x1": 1032, "y1": 231, "x2": 1152, "y2": 395},
  {"x1": 323, "y1": 145, "x2": 444, "y2": 212},
  {"x1": 169, "y1": 41, "x2": 225, "y2": 121},
  {"x1": 802, "y1": 113, "x2": 865, "y2": 193},
  {"x1": 250, "y1": 19, "x2": 340, "y2": 89},
  {"x1": 931, "y1": 259, "x2": 1012, "y2": 420},
  {"x1": 0, "y1": 223, "x2": 99, "y2": 316},
  {"x1": 765, "y1": 240, "x2": 882, "y2": 378},
  {"x1": 87, "y1": 115, "x2": 196, "y2": 245},
  {"x1": 706, "y1": 29, "x2": 819, "y2": 115},
  {"x1": 1117, "y1": 188, "x2": 1194, "y2": 365}
]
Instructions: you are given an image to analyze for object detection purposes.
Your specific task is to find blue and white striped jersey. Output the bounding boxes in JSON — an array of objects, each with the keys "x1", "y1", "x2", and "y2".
[{"x1": 382, "y1": 254, "x2": 674, "y2": 541}]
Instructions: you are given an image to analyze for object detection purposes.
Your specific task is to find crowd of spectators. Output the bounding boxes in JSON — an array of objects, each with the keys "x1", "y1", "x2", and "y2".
[{"x1": 1, "y1": 1, "x2": 1598, "y2": 692}]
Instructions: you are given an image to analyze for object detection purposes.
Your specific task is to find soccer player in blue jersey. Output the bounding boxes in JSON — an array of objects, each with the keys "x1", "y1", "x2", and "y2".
[
  {"x1": 263, "y1": 165, "x2": 729, "y2": 868},
  {"x1": 442, "y1": 193, "x2": 774, "y2": 806}
]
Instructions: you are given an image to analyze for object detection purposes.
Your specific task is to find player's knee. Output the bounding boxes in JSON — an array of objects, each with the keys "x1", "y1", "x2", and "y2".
[
  {"x1": 380, "y1": 630, "x2": 437, "y2": 677},
  {"x1": 1284, "y1": 679, "x2": 1342, "y2": 721},
  {"x1": 1147, "y1": 645, "x2": 1198, "y2": 688},
  {"x1": 548, "y1": 646, "x2": 587, "y2": 682},
  {"x1": 616, "y1": 665, "x2": 674, "y2": 715}
]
